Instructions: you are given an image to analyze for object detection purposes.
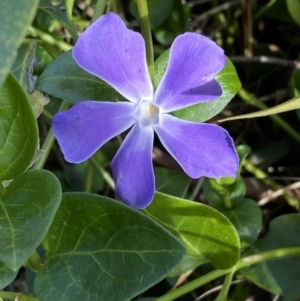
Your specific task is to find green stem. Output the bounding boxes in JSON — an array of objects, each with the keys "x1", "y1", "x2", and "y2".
[
  {"x1": 28, "y1": 26, "x2": 72, "y2": 52},
  {"x1": 239, "y1": 88, "x2": 300, "y2": 144},
  {"x1": 26, "y1": 250, "x2": 43, "y2": 272},
  {"x1": 154, "y1": 269, "x2": 231, "y2": 301},
  {"x1": 33, "y1": 100, "x2": 70, "y2": 170},
  {"x1": 214, "y1": 270, "x2": 235, "y2": 301},
  {"x1": 0, "y1": 292, "x2": 39, "y2": 301},
  {"x1": 90, "y1": 157, "x2": 115, "y2": 190},
  {"x1": 136, "y1": 0, "x2": 155, "y2": 84},
  {"x1": 154, "y1": 246, "x2": 300, "y2": 301},
  {"x1": 85, "y1": 162, "x2": 94, "y2": 192},
  {"x1": 92, "y1": 0, "x2": 108, "y2": 22}
]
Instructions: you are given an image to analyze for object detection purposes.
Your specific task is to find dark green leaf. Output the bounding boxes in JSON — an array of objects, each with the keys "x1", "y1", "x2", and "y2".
[
  {"x1": 0, "y1": 73, "x2": 38, "y2": 180},
  {"x1": 11, "y1": 40, "x2": 50, "y2": 118},
  {"x1": 35, "y1": 50, "x2": 122, "y2": 103},
  {"x1": 242, "y1": 214, "x2": 300, "y2": 298},
  {"x1": 34, "y1": 192, "x2": 185, "y2": 301},
  {"x1": 291, "y1": 70, "x2": 300, "y2": 97},
  {"x1": 286, "y1": 0, "x2": 300, "y2": 26},
  {"x1": 0, "y1": 170, "x2": 61, "y2": 271},
  {"x1": 38, "y1": 0, "x2": 77, "y2": 40},
  {"x1": 0, "y1": 263, "x2": 17, "y2": 289},
  {"x1": 220, "y1": 198, "x2": 262, "y2": 246},
  {"x1": 129, "y1": 0, "x2": 173, "y2": 28},
  {"x1": 155, "y1": 167, "x2": 191, "y2": 198},
  {"x1": 144, "y1": 192, "x2": 240, "y2": 275},
  {"x1": 154, "y1": 53, "x2": 241, "y2": 122},
  {"x1": 0, "y1": 0, "x2": 39, "y2": 87}
]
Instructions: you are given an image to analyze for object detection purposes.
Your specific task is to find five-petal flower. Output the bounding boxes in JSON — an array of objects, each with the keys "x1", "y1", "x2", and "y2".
[{"x1": 53, "y1": 12, "x2": 239, "y2": 209}]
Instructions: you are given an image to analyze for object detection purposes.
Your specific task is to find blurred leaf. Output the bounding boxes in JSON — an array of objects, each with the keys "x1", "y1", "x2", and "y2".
[
  {"x1": 34, "y1": 193, "x2": 185, "y2": 301},
  {"x1": 0, "y1": 170, "x2": 61, "y2": 271},
  {"x1": 144, "y1": 192, "x2": 240, "y2": 275},
  {"x1": 286, "y1": 0, "x2": 300, "y2": 26},
  {"x1": 0, "y1": 73, "x2": 38, "y2": 180},
  {"x1": 38, "y1": 0, "x2": 77, "y2": 40},
  {"x1": 64, "y1": 0, "x2": 75, "y2": 20},
  {"x1": 242, "y1": 214, "x2": 300, "y2": 298},
  {"x1": 155, "y1": 168, "x2": 191, "y2": 198},
  {"x1": 154, "y1": 53, "x2": 241, "y2": 122},
  {"x1": 291, "y1": 70, "x2": 300, "y2": 97},
  {"x1": 35, "y1": 50, "x2": 122, "y2": 103},
  {"x1": 220, "y1": 96, "x2": 300, "y2": 122},
  {"x1": 0, "y1": 0, "x2": 39, "y2": 87},
  {"x1": 0, "y1": 263, "x2": 17, "y2": 289},
  {"x1": 129, "y1": 0, "x2": 172, "y2": 28},
  {"x1": 11, "y1": 40, "x2": 49, "y2": 118}
]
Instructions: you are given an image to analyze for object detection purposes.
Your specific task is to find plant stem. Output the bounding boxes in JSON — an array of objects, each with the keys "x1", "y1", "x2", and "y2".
[
  {"x1": 26, "y1": 250, "x2": 43, "y2": 272},
  {"x1": 92, "y1": 0, "x2": 108, "y2": 22},
  {"x1": 90, "y1": 157, "x2": 115, "y2": 190},
  {"x1": 0, "y1": 292, "x2": 39, "y2": 301},
  {"x1": 214, "y1": 270, "x2": 235, "y2": 301},
  {"x1": 238, "y1": 88, "x2": 300, "y2": 144},
  {"x1": 154, "y1": 246, "x2": 300, "y2": 301},
  {"x1": 33, "y1": 100, "x2": 70, "y2": 170},
  {"x1": 136, "y1": 0, "x2": 155, "y2": 84}
]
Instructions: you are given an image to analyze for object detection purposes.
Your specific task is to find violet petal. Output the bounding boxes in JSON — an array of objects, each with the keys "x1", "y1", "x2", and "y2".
[
  {"x1": 53, "y1": 101, "x2": 135, "y2": 163},
  {"x1": 155, "y1": 114, "x2": 239, "y2": 178},
  {"x1": 154, "y1": 33, "x2": 226, "y2": 113},
  {"x1": 73, "y1": 12, "x2": 153, "y2": 103},
  {"x1": 111, "y1": 124, "x2": 155, "y2": 209}
]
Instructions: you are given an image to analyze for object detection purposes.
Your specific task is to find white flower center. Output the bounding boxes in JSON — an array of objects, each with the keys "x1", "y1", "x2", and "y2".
[{"x1": 133, "y1": 101, "x2": 160, "y2": 128}]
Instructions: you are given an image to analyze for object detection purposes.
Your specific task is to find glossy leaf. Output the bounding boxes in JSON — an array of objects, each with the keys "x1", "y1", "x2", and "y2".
[
  {"x1": 220, "y1": 96, "x2": 300, "y2": 122},
  {"x1": 35, "y1": 50, "x2": 122, "y2": 103},
  {"x1": 129, "y1": 0, "x2": 173, "y2": 28},
  {"x1": 242, "y1": 214, "x2": 300, "y2": 298},
  {"x1": 0, "y1": 263, "x2": 17, "y2": 289},
  {"x1": 11, "y1": 40, "x2": 50, "y2": 118},
  {"x1": 0, "y1": 0, "x2": 39, "y2": 87},
  {"x1": 38, "y1": 0, "x2": 77, "y2": 40},
  {"x1": 0, "y1": 170, "x2": 61, "y2": 271},
  {"x1": 154, "y1": 51, "x2": 241, "y2": 122},
  {"x1": 0, "y1": 73, "x2": 38, "y2": 180},
  {"x1": 155, "y1": 167, "x2": 191, "y2": 198},
  {"x1": 144, "y1": 192, "x2": 240, "y2": 275},
  {"x1": 34, "y1": 192, "x2": 186, "y2": 301}
]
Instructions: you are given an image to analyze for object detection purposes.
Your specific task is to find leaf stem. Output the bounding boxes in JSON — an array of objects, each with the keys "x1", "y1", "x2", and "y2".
[
  {"x1": 26, "y1": 250, "x2": 43, "y2": 272},
  {"x1": 214, "y1": 270, "x2": 235, "y2": 301},
  {"x1": 154, "y1": 246, "x2": 300, "y2": 301},
  {"x1": 90, "y1": 157, "x2": 115, "y2": 190},
  {"x1": 33, "y1": 100, "x2": 70, "y2": 170},
  {"x1": 0, "y1": 292, "x2": 39, "y2": 301},
  {"x1": 136, "y1": 0, "x2": 155, "y2": 84},
  {"x1": 92, "y1": 0, "x2": 108, "y2": 22}
]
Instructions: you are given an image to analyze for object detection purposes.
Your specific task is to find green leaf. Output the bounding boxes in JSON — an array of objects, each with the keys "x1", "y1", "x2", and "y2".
[
  {"x1": 64, "y1": 0, "x2": 75, "y2": 20},
  {"x1": 129, "y1": 0, "x2": 173, "y2": 28},
  {"x1": 0, "y1": 263, "x2": 17, "y2": 289},
  {"x1": 175, "y1": 58, "x2": 242, "y2": 122},
  {"x1": 38, "y1": 0, "x2": 78, "y2": 41},
  {"x1": 154, "y1": 52, "x2": 241, "y2": 122},
  {"x1": 286, "y1": 0, "x2": 300, "y2": 26},
  {"x1": 242, "y1": 214, "x2": 300, "y2": 298},
  {"x1": 155, "y1": 167, "x2": 191, "y2": 198},
  {"x1": 218, "y1": 198, "x2": 262, "y2": 246},
  {"x1": 144, "y1": 192, "x2": 240, "y2": 275},
  {"x1": 291, "y1": 70, "x2": 300, "y2": 97},
  {"x1": 34, "y1": 192, "x2": 185, "y2": 301},
  {"x1": 35, "y1": 50, "x2": 122, "y2": 103},
  {"x1": 220, "y1": 96, "x2": 300, "y2": 122},
  {"x1": 11, "y1": 40, "x2": 50, "y2": 118},
  {"x1": 0, "y1": 170, "x2": 61, "y2": 271},
  {"x1": 0, "y1": 0, "x2": 39, "y2": 88},
  {"x1": 0, "y1": 73, "x2": 38, "y2": 180}
]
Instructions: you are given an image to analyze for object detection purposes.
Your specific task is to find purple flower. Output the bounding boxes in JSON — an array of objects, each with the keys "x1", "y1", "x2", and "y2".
[{"x1": 53, "y1": 12, "x2": 238, "y2": 209}]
